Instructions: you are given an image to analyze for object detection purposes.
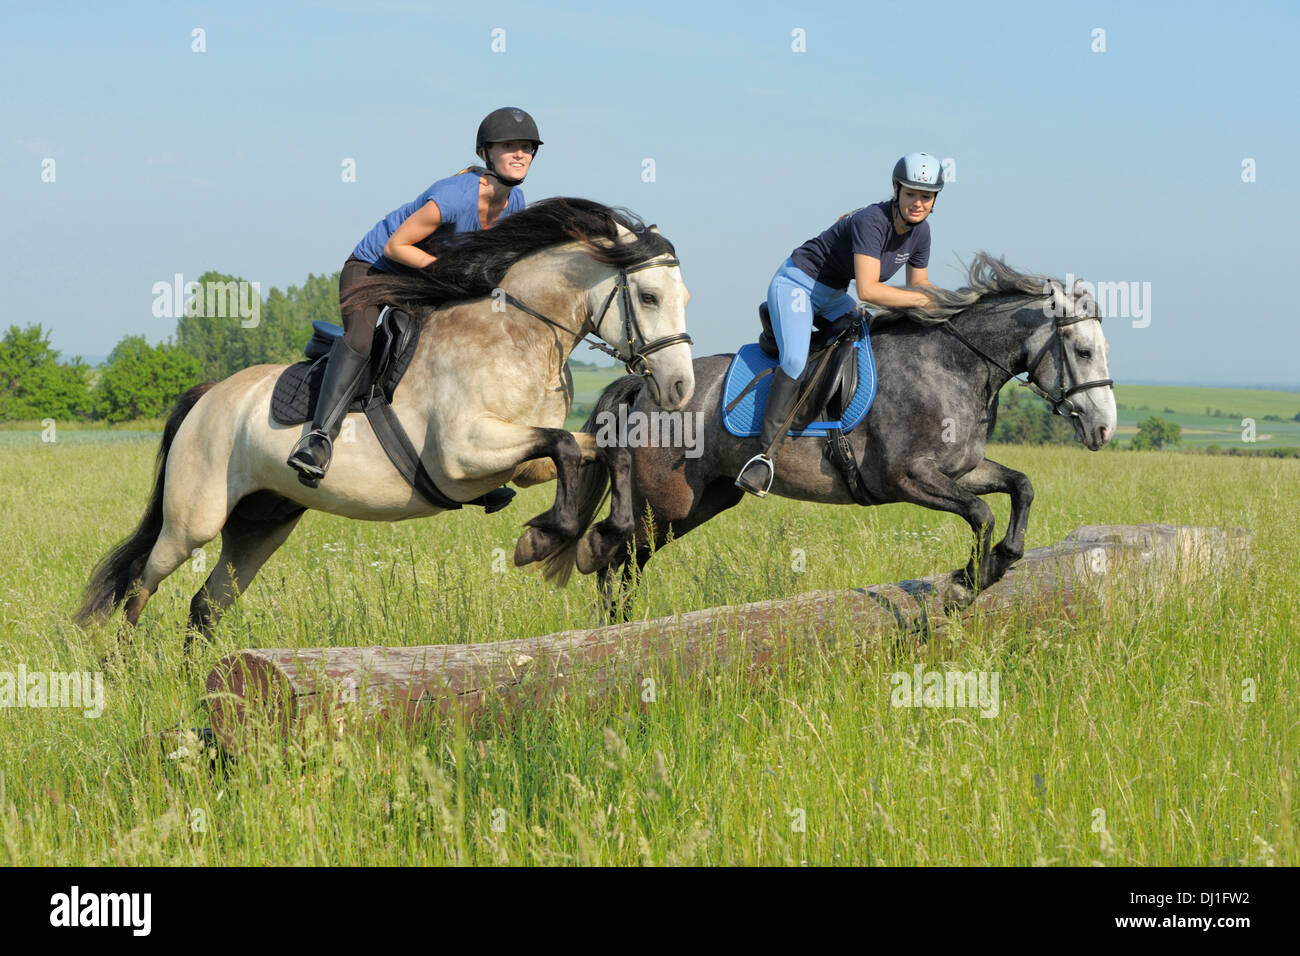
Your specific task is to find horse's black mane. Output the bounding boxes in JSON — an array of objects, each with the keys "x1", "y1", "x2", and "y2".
[{"x1": 342, "y1": 197, "x2": 676, "y2": 316}]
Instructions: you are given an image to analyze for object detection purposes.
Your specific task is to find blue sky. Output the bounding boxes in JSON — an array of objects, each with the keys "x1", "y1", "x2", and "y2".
[{"x1": 4, "y1": 0, "x2": 1298, "y2": 386}]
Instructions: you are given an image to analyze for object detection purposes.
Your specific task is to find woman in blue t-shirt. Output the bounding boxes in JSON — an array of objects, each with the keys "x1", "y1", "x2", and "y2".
[
  {"x1": 288, "y1": 107, "x2": 542, "y2": 493},
  {"x1": 736, "y1": 152, "x2": 949, "y2": 497}
]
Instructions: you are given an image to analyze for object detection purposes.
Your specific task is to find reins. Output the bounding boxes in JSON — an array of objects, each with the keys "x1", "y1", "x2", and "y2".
[
  {"x1": 497, "y1": 256, "x2": 691, "y2": 381},
  {"x1": 938, "y1": 305, "x2": 1113, "y2": 417}
]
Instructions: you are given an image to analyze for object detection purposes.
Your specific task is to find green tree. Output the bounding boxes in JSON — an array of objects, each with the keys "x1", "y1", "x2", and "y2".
[
  {"x1": 260, "y1": 272, "x2": 340, "y2": 366},
  {"x1": 1131, "y1": 415, "x2": 1182, "y2": 450},
  {"x1": 990, "y1": 388, "x2": 1036, "y2": 443},
  {"x1": 94, "y1": 335, "x2": 202, "y2": 423},
  {"x1": 0, "y1": 324, "x2": 92, "y2": 421},
  {"x1": 990, "y1": 387, "x2": 1076, "y2": 445},
  {"x1": 176, "y1": 270, "x2": 339, "y2": 381}
]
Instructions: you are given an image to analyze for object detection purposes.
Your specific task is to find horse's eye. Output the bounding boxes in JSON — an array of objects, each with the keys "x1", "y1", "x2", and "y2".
[
  {"x1": 1077, "y1": 348, "x2": 1092, "y2": 360},
  {"x1": 639, "y1": 292, "x2": 658, "y2": 306}
]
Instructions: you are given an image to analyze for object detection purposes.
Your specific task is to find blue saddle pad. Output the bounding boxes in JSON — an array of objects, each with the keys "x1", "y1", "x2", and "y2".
[{"x1": 722, "y1": 334, "x2": 877, "y2": 438}]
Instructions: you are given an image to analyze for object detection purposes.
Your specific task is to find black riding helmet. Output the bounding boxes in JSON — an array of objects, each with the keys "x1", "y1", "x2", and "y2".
[{"x1": 475, "y1": 107, "x2": 542, "y2": 187}]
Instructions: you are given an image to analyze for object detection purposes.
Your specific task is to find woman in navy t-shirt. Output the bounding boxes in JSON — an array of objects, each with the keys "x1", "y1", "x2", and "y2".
[
  {"x1": 288, "y1": 108, "x2": 542, "y2": 493},
  {"x1": 736, "y1": 152, "x2": 950, "y2": 497}
]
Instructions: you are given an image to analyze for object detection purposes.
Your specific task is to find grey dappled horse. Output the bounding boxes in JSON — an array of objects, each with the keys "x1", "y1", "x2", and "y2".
[{"x1": 545, "y1": 254, "x2": 1117, "y2": 619}]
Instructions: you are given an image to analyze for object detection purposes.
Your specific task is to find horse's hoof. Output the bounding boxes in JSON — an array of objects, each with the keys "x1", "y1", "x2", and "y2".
[
  {"x1": 576, "y1": 533, "x2": 601, "y2": 575},
  {"x1": 514, "y1": 529, "x2": 541, "y2": 566},
  {"x1": 940, "y1": 573, "x2": 975, "y2": 613},
  {"x1": 515, "y1": 526, "x2": 563, "y2": 566}
]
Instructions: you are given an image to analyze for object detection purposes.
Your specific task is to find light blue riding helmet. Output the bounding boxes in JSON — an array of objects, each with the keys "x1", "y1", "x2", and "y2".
[{"x1": 892, "y1": 152, "x2": 944, "y2": 192}]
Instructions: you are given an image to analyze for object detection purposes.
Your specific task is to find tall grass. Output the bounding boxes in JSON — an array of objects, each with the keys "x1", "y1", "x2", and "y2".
[{"x1": 0, "y1": 440, "x2": 1294, "y2": 865}]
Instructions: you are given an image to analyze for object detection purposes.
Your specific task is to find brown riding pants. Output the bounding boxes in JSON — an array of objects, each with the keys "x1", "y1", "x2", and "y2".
[{"x1": 339, "y1": 255, "x2": 385, "y2": 354}]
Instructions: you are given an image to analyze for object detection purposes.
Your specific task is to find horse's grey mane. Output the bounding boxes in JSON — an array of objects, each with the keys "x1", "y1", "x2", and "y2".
[{"x1": 870, "y1": 252, "x2": 1059, "y2": 327}]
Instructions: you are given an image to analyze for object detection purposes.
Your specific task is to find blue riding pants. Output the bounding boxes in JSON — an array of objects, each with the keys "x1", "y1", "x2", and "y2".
[{"x1": 766, "y1": 257, "x2": 858, "y2": 379}]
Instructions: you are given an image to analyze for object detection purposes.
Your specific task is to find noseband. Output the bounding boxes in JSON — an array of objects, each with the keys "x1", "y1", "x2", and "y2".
[{"x1": 584, "y1": 257, "x2": 693, "y2": 379}]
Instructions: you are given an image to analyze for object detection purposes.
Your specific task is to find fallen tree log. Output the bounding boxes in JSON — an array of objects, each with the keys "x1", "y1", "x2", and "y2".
[{"x1": 205, "y1": 524, "x2": 1249, "y2": 754}]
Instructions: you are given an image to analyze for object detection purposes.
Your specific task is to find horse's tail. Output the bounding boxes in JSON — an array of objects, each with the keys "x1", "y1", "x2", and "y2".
[
  {"x1": 541, "y1": 374, "x2": 646, "y2": 587},
  {"x1": 74, "y1": 382, "x2": 215, "y2": 626}
]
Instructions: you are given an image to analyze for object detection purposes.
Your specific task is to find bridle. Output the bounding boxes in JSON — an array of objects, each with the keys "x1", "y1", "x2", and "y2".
[
  {"x1": 585, "y1": 257, "x2": 693, "y2": 378},
  {"x1": 938, "y1": 303, "x2": 1114, "y2": 419},
  {"x1": 495, "y1": 255, "x2": 692, "y2": 381}
]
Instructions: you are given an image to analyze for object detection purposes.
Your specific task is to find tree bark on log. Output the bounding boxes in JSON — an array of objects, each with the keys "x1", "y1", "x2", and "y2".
[{"x1": 205, "y1": 524, "x2": 1249, "y2": 754}]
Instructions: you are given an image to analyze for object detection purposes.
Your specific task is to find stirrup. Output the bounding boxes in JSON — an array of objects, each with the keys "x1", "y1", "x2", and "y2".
[
  {"x1": 735, "y1": 453, "x2": 774, "y2": 497},
  {"x1": 287, "y1": 429, "x2": 333, "y2": 487}
]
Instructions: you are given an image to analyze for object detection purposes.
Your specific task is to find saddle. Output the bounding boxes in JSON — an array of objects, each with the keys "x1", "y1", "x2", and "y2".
[
  {"x1": 271, "y1": 309, "x2": 419, "y2": 425},
  {"x1": 723, "y1": 303, "x2": 873, "y2": 436},
  {"x1": 271, "y1": 308, "x2": 467, "y2": 511},
  {"x1": 722, "y1": 302, "x2": 881, "y2": 506},
  {"x1": 755, "y1": 302, "x2": 860, "y2": 427}
]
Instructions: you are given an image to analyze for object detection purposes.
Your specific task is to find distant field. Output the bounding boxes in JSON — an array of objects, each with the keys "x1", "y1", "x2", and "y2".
[
  {"x1": 1111, "y1": 384, "x2": 1300, "y2": 449},
  {"x1": 1114, "y1": 384, "x2": 1300, "y2": 419},
  {"x1": 568, "y1": 364, "x2": 629, "y2": 427},
  {"x1": 0, "y1": 430, "x2": 160, "y2": 446}
]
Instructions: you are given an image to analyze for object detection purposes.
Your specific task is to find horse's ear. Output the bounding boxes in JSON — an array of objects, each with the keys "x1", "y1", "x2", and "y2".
[
  {"x1": 1070, "y1": 278, "x2": 1101, "y2": 318},
  {"x1": 648, "y1": 224, "x2": 660, "y2": 234},
  {"x1": 1044, "y1": 279, "x2": 1068, "y2": 317}
]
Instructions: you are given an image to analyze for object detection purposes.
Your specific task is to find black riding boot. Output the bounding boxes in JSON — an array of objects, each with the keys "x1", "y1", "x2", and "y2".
[
  {"x1": 736, "y1": 368, "x2": 800, "y2": 497},
  {"x1": 469, "y1": 486, "x2": 516, "y2": 513},
  {"x1": 286, "y1": 338, "x2": 370, "y2": 487}
]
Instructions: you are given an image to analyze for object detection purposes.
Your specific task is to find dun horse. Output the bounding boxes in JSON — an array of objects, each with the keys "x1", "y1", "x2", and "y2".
[
  {"x1": 545, "y1": 254, "x2": 1117, "y2": 619},
  {"x1": 76, "y1": 198, "x2": 695, "y2": 644}
]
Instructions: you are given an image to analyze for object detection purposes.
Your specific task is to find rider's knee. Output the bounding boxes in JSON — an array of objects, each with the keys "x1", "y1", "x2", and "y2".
[
  {"x1": 342, "y1": 306, "x2": 380, "y2": 353},
  {"x1": 780, "y1": 353, "x2": 807, "y2": 380}
]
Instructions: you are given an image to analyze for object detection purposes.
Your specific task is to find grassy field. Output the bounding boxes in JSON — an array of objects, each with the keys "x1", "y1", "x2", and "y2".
[
  {"x1": 1114, "y1": 384, "x2": 1300, "y2": 420},
  {"x1": 567, "y1": 363, "x2": 626, "y2": 427},
  {"x1": 0, "y1": 415, "x2": 1295, "y2": 866},
  {"x1": 1113, "y1": 384, "x2": 1300, "y2": 449}
]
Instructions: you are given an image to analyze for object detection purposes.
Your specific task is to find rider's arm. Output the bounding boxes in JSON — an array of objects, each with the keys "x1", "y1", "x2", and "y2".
[
  {"x1": 855, "y1": 254, "x2": 934, "y2": 309},
  {"x1": 383, "y1": 200, "x2": 443, "y2": 269},
  {"x1": 906, "y1": 264, "x2": 933, "y2": 288}
]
